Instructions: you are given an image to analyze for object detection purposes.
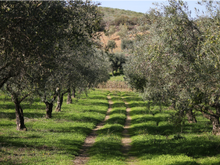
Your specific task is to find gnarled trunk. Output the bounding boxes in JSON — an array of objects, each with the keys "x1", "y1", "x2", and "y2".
[
  {"x1": 186, "y1": 109, "x2": 197, "y2": 123},
  {"x1": 56, "y1": 93, "x2": 63, "y2": 112},
  {"x1": 45, "y1": 102, "x2": 53, "y2": 118},
  {"x1": 212, "y1": 117, "x2": 220, "y2": 135},
  {"x1": 72, "y1": 87, "x2": 76, "y2": 98},
  {"x1": 14, "y1": 100, "x2": 27, "y2": 131},
  {"x1": 67, "y1": 88, "x2": 72, "y2": 104},
  {"x1": 202, "y1": 108, "x2": 220, "y2": 135},
  {"x1": 67, "y1": 92, "x2": 72, "y2": 104}
]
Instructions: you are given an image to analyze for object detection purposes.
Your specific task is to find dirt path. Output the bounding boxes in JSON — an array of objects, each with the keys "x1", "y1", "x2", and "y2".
[
  {"x1": 73, "y1": 95, "x2": 112, "y2": 165},
  {"x1": 121, "y1": 97, "x2": 138, "y2": 165}
]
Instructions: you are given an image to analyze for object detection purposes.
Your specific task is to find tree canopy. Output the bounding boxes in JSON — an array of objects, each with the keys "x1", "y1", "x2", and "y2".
[
  {"x1": 0, "y1": 0, "x2": 110, "y2": 130},
  {"x1": 124, "y1": 0, "x2": 220, "y2": 134}
]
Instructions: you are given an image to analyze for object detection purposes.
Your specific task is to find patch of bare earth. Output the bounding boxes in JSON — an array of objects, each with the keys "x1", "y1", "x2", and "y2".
[
  {"x1": 73, "y1": 95, "x2": 112, "y2": 165},
  {"x1": 121, "y1": 98, "x2": 138, "y2": 165}
]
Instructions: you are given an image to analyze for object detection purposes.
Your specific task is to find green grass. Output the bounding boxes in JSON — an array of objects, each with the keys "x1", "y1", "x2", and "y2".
[
  {"x1": 88, "y1": 92, "x2": 127, "y2": 165},
  {"x1": 109, "y1": 75, "x2": 124, "y2": 81},
  {"x1": 123, "y1": 93, "x2": 220, "y2": 165},
  {"x1": 1, "y1": 90, "x2": 220, "y2": 165},
  {"x1": 0, "y1": 90, "x2": 109, "y2": 165}
]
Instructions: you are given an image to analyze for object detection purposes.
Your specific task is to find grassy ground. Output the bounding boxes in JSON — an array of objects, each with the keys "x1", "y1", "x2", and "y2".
[
  {"x1": 88, "y1": 91, "x2": 127, "y2": 165},
  {"x1": 0, "y1": 90, "x2": 109, "y2": 165},
  {"x1": 98, "y1": 75, "x2": 130, "y2": 91},
  {"x1": 1, "y1": 90, "x2": 220, "y2": 165},
  {"x1": 122, "y1": 92, "x2": 220, "y2": 165}
]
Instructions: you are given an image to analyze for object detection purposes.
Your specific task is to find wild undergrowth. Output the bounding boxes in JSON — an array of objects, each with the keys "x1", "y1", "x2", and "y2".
[{"x1": 0, "y1": 90, "x2": 109, "y2": 165}]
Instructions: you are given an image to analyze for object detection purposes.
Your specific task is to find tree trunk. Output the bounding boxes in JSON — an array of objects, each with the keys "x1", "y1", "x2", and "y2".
[
  {"x1": 67, "y1": 89, "x2": 72, "y2": 104},
  {"x1": 186, "y1": 109, "x2": 197, "y2": 123},
  {"x1": 202, "y1": 108, "x2": 220, "y2": 135},
  {"x1": 14, "y1": 101, "x2": 27, "y2": 131},
  {"x1": 56, "y1": 93, "x2": 63, "y2": 112},
  {"x1": 72, "y1": 87, "x2": 76, "y2": 98},
  {"x1": 212, "y1": 117, "x2": 220, "y2": 135},
  {"x1": 45, "y1": 102, "x2": 53, "y2": 118}
]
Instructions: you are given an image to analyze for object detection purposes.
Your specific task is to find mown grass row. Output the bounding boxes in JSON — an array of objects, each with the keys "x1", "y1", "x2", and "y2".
[
  {"x1": 122, "y1": 92, "x2": 220, "y2": 165},
  {"x1": 0, "y1": 90, "x2": 109, "y2": 165},
  {"x1": 87, "y1": 91, "x2": 127, "y2": 165}
]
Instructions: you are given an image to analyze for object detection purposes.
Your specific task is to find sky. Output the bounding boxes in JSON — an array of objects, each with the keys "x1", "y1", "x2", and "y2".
[{"x1": 95, "y1": 1, "x2": 207, "y2": 19}]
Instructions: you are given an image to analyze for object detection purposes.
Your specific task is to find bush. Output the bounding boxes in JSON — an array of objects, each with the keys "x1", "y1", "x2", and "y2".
[
  {"x1": 121, "y1": 39, "x2": 134, "y2": 50},
  {"x1": 114, "y1": 15, "x2": 129, "y2": 26},
  {"x1": 117, "y1": 24, "x2": 128, "y2": 39},
  {"x1": 107, "y1": 40, "x2": 117, "y2": 52}
]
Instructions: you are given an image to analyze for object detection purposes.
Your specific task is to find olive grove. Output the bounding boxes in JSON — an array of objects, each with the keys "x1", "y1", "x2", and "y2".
[
  {"x1": 0, "y1": 1, "x2": 110, "y2": 130},
  {"x1": 124, "y1": 0, "x2": 220, "y2": 134}
]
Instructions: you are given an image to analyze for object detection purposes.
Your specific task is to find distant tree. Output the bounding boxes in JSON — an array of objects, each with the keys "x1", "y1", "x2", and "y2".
[
  {"x1": 117, "y1": 24, "x2": 128, "y2": 39},
  {"x1": 121, "y1": 39, "x2": 133, "y2": 50},
  {"x1": 104, "y1": 25, "x2": 116, "y2": 37},
  {"x1": 107, "y1": 40, "x2": 117, "y2": 52},
  {"x1": 108, "y1": 52, "x2": 126, "y2": 76}
]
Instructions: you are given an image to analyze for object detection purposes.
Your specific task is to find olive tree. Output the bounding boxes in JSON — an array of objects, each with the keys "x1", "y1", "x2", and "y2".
[
  {"x1": 0, "y1": 0, "x2": 108, "y2": 130},
  {"x1": 124, "y1": 0, "x2": 220, "y2": 134}
]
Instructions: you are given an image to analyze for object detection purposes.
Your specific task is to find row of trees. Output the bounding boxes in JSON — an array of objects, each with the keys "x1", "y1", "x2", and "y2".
[
  {"x1": 0, "y1": 1, "x2": 110, "y2": 130},
  {"x1": 124, "y1": 0, "x2": 220, "y2": 134}
]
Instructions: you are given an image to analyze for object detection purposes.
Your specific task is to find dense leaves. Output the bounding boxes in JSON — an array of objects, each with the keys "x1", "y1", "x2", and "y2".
[
  {"x1": 124, "y1": 0, "x2": 220, "y2": 134},
  {"x1": 0, "y1": 1, "x2": 110, "y2": 130}
]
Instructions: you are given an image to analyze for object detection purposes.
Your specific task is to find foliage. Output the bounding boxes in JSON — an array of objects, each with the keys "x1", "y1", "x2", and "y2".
[
  {"x1": 117, "y1": 24, "x2": 128, "y2": 39},
  {"x1": 108, "y1": 52, "x2": 126, "y2": 76},
  {"x1": 0, "y1": 0, "x2": 110, "y2": 130},
  {"x1": 104, "y1": 25, "x2": 116, "y2": 37},
  {"x1": 124, "y1": 0, "x2": 220, "y2": 133},
  {"x1": 123, "y1": 92, "x2": 220, "y2": 165},
  {"x1": 121, "y1": 39, "x2": 134, "y2": 50},
  {"x1": 107, "y1": 40, "x2": 117, "y2": 52}
]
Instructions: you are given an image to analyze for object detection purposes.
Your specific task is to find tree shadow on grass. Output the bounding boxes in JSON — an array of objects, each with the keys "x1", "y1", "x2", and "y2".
[
  {"x1": 130, "y1": 121, "x2": 214, "y2": 136},
  {"x1": 128, "y1": 102, "x2": 147, "y2": 108},
  {"x1": 132, "y1": 116, "x2": 170, "y2": 125},
  {"x1": 86, "y1": 102, "x2": 109, "y2": 107},
  {"x1": 0, "y1": 135, "x2": 83, "y2": 157},
  {"x1": 110, "y1": 109, "x2": 126, "y2": 115},
  {"x1": 89, "y1": 139, "x2": 124, "y2": 159},
  {"x1": 169, "y1": 161, "x2": 200, "y2": 165},
  {"x1": 98, "y1": 124, "x2": 124, "y2": 135},
  {"x1": 105, "y1": 116, "x2": 126, "y2": 125},
  {"x1": 50, "y1": 126, "x2": 93, "y2": 135},
  {"x1": 58, "y1": 115, "x2": 104, "y2": 125},
  {"x1": 0, "y1": 103, "x2": 46, "y2": 111},
  {"x1": 0, "y1": 112, "x2": 45, "y2": 120},
  {"x1": 123, "y1": 97, "x2": 143, "y2": 102},
  {"x1": 81, "y1": 109, "x2": 107, "y2": 115},
  {"x1": 111, "y1": 102, "x2": 125, "y2": 108},
  {"x1": 58, "y1": 139, "x2": 84, "y2": 155},
  {"x1": 131, "y1": 136, "x2": 220, "y2": 158},
  {"x1": 88, "y1": 96, "x2": 107, "y2": 100}
]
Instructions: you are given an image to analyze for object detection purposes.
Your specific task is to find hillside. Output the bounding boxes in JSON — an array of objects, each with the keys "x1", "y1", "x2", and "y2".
[
  {"x1": 98, "y1": 7, "x2": 144, "y2": 26},
  {"x1": 98, "y1": 7, "x2": 146, "y2": 52}
]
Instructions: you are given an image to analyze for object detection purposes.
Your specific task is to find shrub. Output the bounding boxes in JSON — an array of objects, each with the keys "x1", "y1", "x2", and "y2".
[
  {"x1": 114, "y1": 15, "x2": 129, "y2": 26},
  {"x1": 121, "y1": 39, "x2": 134, "y2": 50}
]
